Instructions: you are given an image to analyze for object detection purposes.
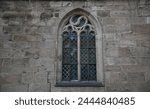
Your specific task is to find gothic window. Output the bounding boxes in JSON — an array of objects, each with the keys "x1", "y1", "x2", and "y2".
[{"x1": 62, "y1": 15, "x2": 96, "y2": 81}]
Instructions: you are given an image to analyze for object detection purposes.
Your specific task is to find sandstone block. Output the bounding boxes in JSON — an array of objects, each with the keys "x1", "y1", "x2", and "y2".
[
  {"x1": 104, "y1": 65, "x2": 121, "y2": 72},
  {"x1": 116, "y1": 57, "x2": 136, "y2": 65},
  {"x1": 1, "y1": 84, "x2": 28, "y2": 92},
  {"x1": 34, "y1": 72, "x2": 48, "y2": 83},
  {"x1": 29, "y1": 83, "x2": 50, "y2": 92},
  {"x1": 97, "y1": 10, "x2": 110, "y2": 17},
  {"x1": 138, "y1": 5, "x2": 150, "y2": 16},
  {"x1": 136, "y1": 57, "x2": 150, "y2": 65},
  {"x1": 103, "y1": 25, "x2": 117, "y2": 33},
  {"x1": 129, "y1": 47, "x2": 150, "y2": 57},
  {"x1": 105, "y1": 48, "x2": 119, "y2": 57},
  {"x1": 101, "y1": 17, "x2": 115, "y2": 25},
  {"x1": 0, "y1": 73, "x2": 21, "y2": 85},
  {"x1": 146, "y1": 17, "x2": 150, "y2": 24},
  {"x1": 21, "y1": 72, "x2": 34, "y2": 84},
  {"x1": 117, "y1": 24, "x2": 131, "y2": 33},
  {"x1": 3, "y1": 25, "x2": 23, "y2": 34},
  {"x1": 121, "y1": 65, "x2": 150, "y2": 73},
  {"x1": 119, "y1": 47, "x2": 132, "y2": 57},
  {"x1": 131, "y1": 24, "x2": 150, "y2": 34},
  {"x1": 119, "y1": 40, "x2": 136, "y2": 47},
  {"x1": 110, "y1": 10, "x2": 130, "y2": 17},
  {"x1": 127, "y1": 72, "x2": 145, "y2": 83},
  {"x1": 0, "y1": 49, "x2": 13, "y2": 58},
  {"x1": 104, "y1": 57, "x2": 116, "y2": 65}
]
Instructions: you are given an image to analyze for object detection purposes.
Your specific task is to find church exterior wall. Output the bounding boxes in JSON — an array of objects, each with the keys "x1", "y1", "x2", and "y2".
[{"x1": 0, "y1": 0, "x2": 150, "y2": 92}]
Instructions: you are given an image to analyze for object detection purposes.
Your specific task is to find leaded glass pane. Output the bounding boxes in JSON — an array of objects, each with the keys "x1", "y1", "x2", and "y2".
[
  {"x1": 62, "y1": 64, "x2": 78, "y2": 81},
  {"x1": 80, "y1": 23, "x2": 96, "y2": 81},
  {"x1": 63, "y1": 49, "x2": 70, "y2": 64},
  {"x1": 80, "y1": 64, "x2": 96, "y2": 81},
  {"x1": 80, "y1": 49, "x2": 88, "y2": 64},
  {"x1": 62, "y1": 28, "x2": 77, "y2": 81},
  {"x1": 89, "y1": 48, "x2": 96, "y2": 64},
  {"x1": 62, "y1": 65, "x2": 70, "y2": 81},
  {"x1": 88, "y1": 65, "x2": 96, "y2": 80},
  {"x1": 89, "y1": 31, "x2": 96, "y2": 48},
  {"x1": 62, "y1": 14, "x2": 96, "y2": 81},
  {"x1": 63, "y1": 32, "x2": 70, "y2": 48},
  {"x1": 80, "y1": 32, "x2": 89, "y2": 48},
  {"x1": 70, "y1": 65, "x2": 77, "y2": 80},
  {"x1": 81, "y1": 65, "x2": 89, "y2": 81},
  {"x1": 70, "y1": 48, "x2": 77, "y2": 64}
]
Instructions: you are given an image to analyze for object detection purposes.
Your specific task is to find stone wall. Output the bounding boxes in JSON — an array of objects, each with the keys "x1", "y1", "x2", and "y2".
[{"x1": 0, "y1": 0, "x2": 150, "y2": 91}]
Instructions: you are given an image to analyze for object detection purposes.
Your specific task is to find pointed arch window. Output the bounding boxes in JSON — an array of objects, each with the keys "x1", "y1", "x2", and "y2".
[{"x1": 62, "y1": 15, "x2": 96, "y2": 81}]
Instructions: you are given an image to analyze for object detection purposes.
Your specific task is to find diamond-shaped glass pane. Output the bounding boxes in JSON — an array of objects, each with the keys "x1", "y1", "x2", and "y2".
[
  {"x1": 70, "y1": 65, "x2": 78, "y2": 80},
  {"x1": 62, "y1": 64, "x2": 77, "y2": 81},
  {"x1": 62, "y1": 31, "x2": 77, "y2": 81},
  {"x1": 81, "y1": 64, "x2": 96, "y2": 81},
  {"x1": 89, "y1": 32, "x2": 95, "y2": 48},
  {"x1": 70, "y1": 48, "x2": 77, "y2": 64},
  {"x1": 62, "y1": 65, "x2": 70, "y2": 81},
  {"x1": 88, "y1": 65, "x2": 96, "y2": 80},
  {"x1": 80, "y1": 32, "x2": 89, "y2": 48},
  {"x1": 81, "y1": 65, "x2": 89, "y2": 81},
  {"x1": 89, "y1": 48, "x2": 96, "y2": 64},
  {"x1": 63, "y1": 49, "x2": 70, "y2": 64},
  {"x1": 80, "y1": 49, "x2": 88, "y2": 64},
  {"x1": 63, "y1": 31, "x2": 77, "y2": 48}
]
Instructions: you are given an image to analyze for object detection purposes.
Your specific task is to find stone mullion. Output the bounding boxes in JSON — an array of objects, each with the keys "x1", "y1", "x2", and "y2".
[{"x1": 77, "y1": 31, "x2": 81, "y2": 81}]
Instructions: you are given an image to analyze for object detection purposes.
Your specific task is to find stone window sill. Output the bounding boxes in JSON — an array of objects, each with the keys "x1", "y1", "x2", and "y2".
[{"x1": 55, "y1": 81, "x2": 104, "y2": 87}]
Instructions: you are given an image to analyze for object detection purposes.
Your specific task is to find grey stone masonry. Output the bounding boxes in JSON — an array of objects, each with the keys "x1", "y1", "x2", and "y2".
[{"x1": 0, "y1": 0, "x2": 150, "y2": 92}]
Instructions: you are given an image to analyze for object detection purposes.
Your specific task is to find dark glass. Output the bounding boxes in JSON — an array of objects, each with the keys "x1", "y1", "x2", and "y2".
[
  {"x1": 80, "y1": 24, "x2": 96, "y2": 81},
  {"x1": 62, "y1": 30, "x2": 77, "y2": 81},
  {"x1": 62, "y1": 15, "x2": 96, "y2": 81}
]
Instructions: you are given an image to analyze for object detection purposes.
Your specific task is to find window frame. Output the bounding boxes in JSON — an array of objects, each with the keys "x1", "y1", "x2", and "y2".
[{"x1": 56, "y1": 9, "x2": 104, "y2": 87}]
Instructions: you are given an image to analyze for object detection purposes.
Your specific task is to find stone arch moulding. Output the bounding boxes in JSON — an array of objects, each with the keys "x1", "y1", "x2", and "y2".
[{"x1": 56, "y1": 8, "x2": 104, "y2": 87}]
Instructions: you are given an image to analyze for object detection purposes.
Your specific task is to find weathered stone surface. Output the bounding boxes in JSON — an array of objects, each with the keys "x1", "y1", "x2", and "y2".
[
  {"x1": 138, "y1": 5, "x2": 150, "y2": 16},
  {"x1": 120, "y1": 32, "x2": 150, "y2": 41},
  {"x1": 147, "y1": 17, "x2": 150, "y2": 24},
  {"x1": 3, "y1": 25, "x2": 23, "y2": 34},
  {"x1": 0, "y1": 1, "x2": 14, "y2": 11},
  {"x1": 0, "y1": 49, "x2": 13, "y2": 58},
  {"x1": 34, "y1": 72, "x2": 48, "y2": 83},
  {"x1": 0, "y1": 0, "x2": 150, "y2": 92},
  {"x1": 131, "y1": 24, "x2": 150, "y2": 34},
  {"x1": 29, "y1": 83, "x2": 50, "y2": 92},
  {"x1": 1, "y1": 84, "x2": 28, "y2": 92},
  {"x1": 97, "y1": 10, "x2": 110, "y2": 17},
  {"x1": 104, "y1": 65, "x2": 121, "y2": 72},
  {"x1": 117, "y1": 24, "x2": 131, "y2": 33},
  {"x1": 119, "y1": 47, "x2": 132, "y2": 57},
  {"x1": 106, "y1": 83, "x2": 147, "y2": 92},
  {"x1": 0, "y1": 73, "x2": 21, "y2": 84},
  {"x1": 121, "y1": 65, "x2": 150, "y2": 73},
  {"x1": 104, "y1": 57, "x2": 116, "y2": 65},
  {"x1": 21, "y1": 72, "x2": 34, "y2": 84},
  {"x1": 110, "y1": 10, "x2": 131, "y2": 17},
  {"x1": 105, "y1": 48, "x2": 119, "y2": 57},
  {"x1": 127, "y1": 72, "x2": 145, "y2": 83},
  {"x1": 103, "y1": 25, "x2": 117, "y2": 33},
  {"x1": 129, "y1": 47, "x2": 150, "y2": 57},
  {"x1": 135, "y1": 57, "x2": 150, "y2": 65},
  {"x1": 118, "y1": 40, "x2": 136, "y2": 47},
  {"x1": 115, "y1": 17, "x2": 146, "y2": 24},
  {"x1": 116, "y1": 57, "x2": 136, "y2": 65},
  {"x1": 101, "y1": 17, "x2": 115, "y2": 25}
]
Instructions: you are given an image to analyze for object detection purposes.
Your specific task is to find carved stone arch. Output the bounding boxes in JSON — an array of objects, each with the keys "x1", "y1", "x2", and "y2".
[{"x1": 56, "y1": 8, "x2": 104, "y2": 86}]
